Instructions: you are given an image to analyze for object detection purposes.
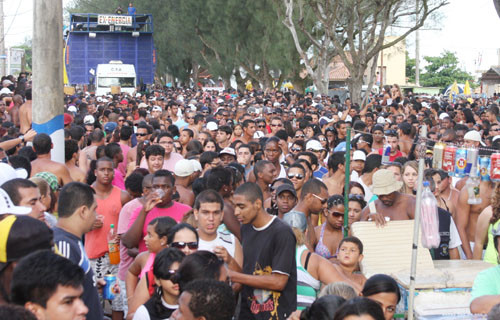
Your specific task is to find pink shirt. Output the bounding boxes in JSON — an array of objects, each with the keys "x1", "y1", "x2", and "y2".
[
  {"x1": 112, "y1": 168, "x2": 125, "y2": 190},
  {"x1": 118, "y1": 143, "x2": 130, "y2": 178},
  {"x1": 117, "y1": 198, "x2": 143, "y2": 281},
  {"x1": 128, "y1": 201, "x2": 192, "y2": 252},
  {"x1": 139, "y1": 152, "x2": 184, "y2": 172}
]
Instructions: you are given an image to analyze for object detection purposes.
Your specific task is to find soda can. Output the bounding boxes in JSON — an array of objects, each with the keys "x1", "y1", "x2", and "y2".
[
  {"x1": 479, "y1": 156, "x2": 490, "y2": 181},
  {"x1": 442, "y1": 145, "x2": 457, "y2": 173},
  {"x1": 491, "y1": 153, "x2": 500, "y2": 182},
  {"x1": 382, "y1": 145, "x2": 391, "y2": 165},
  {"x1": 465, "y1": 148, "x2": 479, "y2": 175},
  {"x1": 103, "y1": 274, "x2": 117, "y2": 300},
  {"x1": 454, "y1": 147, "x2": 467, "y2": 178}
]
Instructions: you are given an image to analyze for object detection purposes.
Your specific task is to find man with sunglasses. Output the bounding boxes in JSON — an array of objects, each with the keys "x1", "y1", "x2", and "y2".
[{"x1": 289, "y1": 179, "x2": 329, "y2": 249}]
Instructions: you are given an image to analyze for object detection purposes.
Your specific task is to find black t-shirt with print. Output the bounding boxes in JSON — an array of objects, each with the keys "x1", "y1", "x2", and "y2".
[{"x1": 239, "y1": 216, "x2": 297, "y2": 320}]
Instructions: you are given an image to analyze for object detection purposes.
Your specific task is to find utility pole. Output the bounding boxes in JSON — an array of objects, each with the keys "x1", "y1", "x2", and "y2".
[
  {"x1": 415, "y1": 0, "x2": 420, "y2": 87},
  {"x1": 32, "y1": 0, "x2": 64, "y2": 163},
  {"x1": 0, "y1": 0, "x2": 5, "y2": 77}
]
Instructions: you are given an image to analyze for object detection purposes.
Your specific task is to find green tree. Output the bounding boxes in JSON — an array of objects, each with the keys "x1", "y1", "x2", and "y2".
[
  {"x1": 420, "y1": 51, "x2": 473, "y2": 88},
  {"x1": 405, "y1": 51, "x2": 416, "y2": 84}
]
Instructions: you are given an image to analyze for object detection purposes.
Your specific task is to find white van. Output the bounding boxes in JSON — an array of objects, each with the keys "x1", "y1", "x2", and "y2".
[{"x1": 95, "y1": 61, "x2": 136, "y2": 96}]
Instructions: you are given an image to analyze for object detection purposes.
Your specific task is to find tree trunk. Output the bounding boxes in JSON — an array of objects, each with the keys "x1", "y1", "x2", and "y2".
[
  {"x1": 191, "y1": 62, "x2": 199, "y2": 87},
  {"x1": 234, "y1": 70, "x2": 247, "y2": 92},
  {"x1": 313, "y1": 52, "x2": 330, "y2": 95},
  {"x1": 347, "y1": 76, "x2": 364, "y2": 106}
]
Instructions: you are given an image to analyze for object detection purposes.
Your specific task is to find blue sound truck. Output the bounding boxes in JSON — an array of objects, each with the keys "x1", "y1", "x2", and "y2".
[{"x1": 65, "y1": 13, "x2": 156, "y2": 95}]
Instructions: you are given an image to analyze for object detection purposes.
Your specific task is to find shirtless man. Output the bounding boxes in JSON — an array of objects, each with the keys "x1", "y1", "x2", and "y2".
[
  {"x1": 360, "y1": 169, "x2": 416, "y2": 223},
  {"x1": 240, "y1": 119, "x2": 256, "y2": 144},
  {"x1": 19, "y1": 88, "x2": 32, "y2": 134},
  {"x1": 65, "y1": 139, "x2": 86, "y2": 182},
  {"x1": 456, "y1": 180, "x2": 494, "y2": 259},
  {"x1": 173, "y1": 159, "x2": 196, "y2": 207},
  {"x1": 79, "y1": 129, "x2": 105, "y2": 174},
  {"x1": 31, "y1": 133, "x2": 73, "y2": 186},
  {"x1": 11, "y1": 94, "x2": 23, "y2": 128},
  {"x1": 323, "y1": 151, "x2": 345, "y2": 195}
]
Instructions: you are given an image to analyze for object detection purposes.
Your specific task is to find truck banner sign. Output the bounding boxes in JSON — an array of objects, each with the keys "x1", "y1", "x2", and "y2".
[{"x1": 97, "y1": 15, "x2": 133, "y2": 26}]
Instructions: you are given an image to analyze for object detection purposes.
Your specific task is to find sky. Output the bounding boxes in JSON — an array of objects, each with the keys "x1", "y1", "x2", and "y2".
[{"x1": 2, "y1": 0, "x2": 500, "y2": 78}]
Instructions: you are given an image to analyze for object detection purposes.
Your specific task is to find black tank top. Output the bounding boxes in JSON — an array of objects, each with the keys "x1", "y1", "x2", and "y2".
[{"x1": 431, "y1": 208, "x2": 451, "y2": 260}]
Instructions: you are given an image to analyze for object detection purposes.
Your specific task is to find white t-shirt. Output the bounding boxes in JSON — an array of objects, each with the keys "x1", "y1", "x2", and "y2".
[{"x1": 198, "y1": 229, "x2": 236, "y2": 257}]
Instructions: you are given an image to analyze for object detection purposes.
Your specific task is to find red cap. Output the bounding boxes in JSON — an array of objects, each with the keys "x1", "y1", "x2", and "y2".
[
  {"x1": 63, "y1": 113, "x2": 73, "y2": 125},
  {"x1": 120, "y1": 99, "x2": 128, "y2": 105}
]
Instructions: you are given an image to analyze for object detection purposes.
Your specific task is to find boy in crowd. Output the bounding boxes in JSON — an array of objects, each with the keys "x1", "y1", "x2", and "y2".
[{"x1": 333, "y1": 236, "x2": 366, "y2": 288}]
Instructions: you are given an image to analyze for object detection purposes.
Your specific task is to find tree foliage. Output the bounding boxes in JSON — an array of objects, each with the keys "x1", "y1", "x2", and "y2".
[
  {"x1": 279, "y1": 0, "x2": 448, "y2": 103},
  {"x1": 67, "y1": 0, "x2": 305, "y2": 90},
  {"x1": 405, "y1": 51, "x2": 416, "y2": 84},
  {"x1": 420, "y1": 51, "x2": 473, "y2": 88}
]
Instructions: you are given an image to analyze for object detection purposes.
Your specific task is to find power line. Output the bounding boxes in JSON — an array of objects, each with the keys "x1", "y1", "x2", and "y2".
[{"x1": 0, "y1": 0, "x2": 22, "y2": 44}]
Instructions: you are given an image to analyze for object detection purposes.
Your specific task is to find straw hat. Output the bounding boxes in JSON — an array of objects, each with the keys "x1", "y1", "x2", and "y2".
[{"x1": 370, "y1": 169, "x2": 403, "y2": 196}]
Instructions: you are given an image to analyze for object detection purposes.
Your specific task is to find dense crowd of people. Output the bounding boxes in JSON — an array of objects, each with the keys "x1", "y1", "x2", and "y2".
[{"x1": 0, "y1": 71, "x2": 500, "y2": 319}]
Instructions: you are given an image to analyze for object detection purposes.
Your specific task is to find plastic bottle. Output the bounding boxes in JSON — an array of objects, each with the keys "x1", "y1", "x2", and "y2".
[
  {"x1": 466, "y1": 174, "x2": 482, "y2": 205},
  {"x1": 108, "y1": 224, "x2": 120, "y2": 265},
  {"x1": 420, "y1": 181, "x2": 440, "y2": 249}
]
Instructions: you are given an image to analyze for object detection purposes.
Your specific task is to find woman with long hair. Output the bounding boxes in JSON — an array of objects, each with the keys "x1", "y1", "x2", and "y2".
[
  {"x1": 401, "y1": 161, "x2": 418, "y2": 195},
  {"x1": 131, "y1": 248, "x2": 185, "y2": 320}
]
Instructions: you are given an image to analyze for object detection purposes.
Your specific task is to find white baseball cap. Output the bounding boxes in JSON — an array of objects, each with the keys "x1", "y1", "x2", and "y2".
[
  {"x1": 353, "y1": 150, "x2": 366, "y2": 161},
  {"x1": 83, "y1": 115, "x2": 95, "y2": 125},
  {"x1": 219, "y1": 147, "x2": 236, "y2": 157},
  {"x1": 464, "y1": 130, "x2": 484, "y2": 146},
  {"x1": 174, "y1": 159, "x2": 195, "y2": 177},
  {"x1": 306, "y1": 140, "x2": 325, "y2": 151},
  {"x1": 206, "y1": 122, "x2": 218, "y2": 131},
  {"x1": 0, "y1": 188, "x2": 31, "y2": 215},
  {"x1": 67, "y1": 105, "x2": 77, "y2": 113},
  {"x1": 0, "y1": 163, "x2": 28, "y2": 186}
]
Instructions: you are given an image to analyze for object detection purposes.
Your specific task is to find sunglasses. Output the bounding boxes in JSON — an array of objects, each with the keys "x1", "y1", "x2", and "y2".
[
  {"x1": 328, "y1": 210, "x2": 344, "y2": 218},
  {"x1": 318, "y1": 138, "x2": 327, "y2": 142},
  {"x1": 349, "y1": 194, "x2": 365, "y2": 201},
  {"x1": 312, "y1": 194, "x2": 327, "y2": 205},
  {"x1": 258, "y1": 125, "x2": 266, "y2": 128},
  {"x1": 136, "y1": 133, "x2": 148, "y2": 137},
  {"x1": 295, "y1": 134, "x2": 305, "y2": 139},
  {"x1": 288, "y1": 173, "x2": 304, "y2": 180},
  {"x1": 163, "y1": 269, "x2": 177, "y2": 280},
  {"x1": 291, "y1": 147, "x2": 302, "y2": 152},
  {"x1": 271, "y1": 124, "x2": 282, "y2": 127},
  {"x1": 118, "y1": 119, "x2": 125, "y2": 122},
  {"x1": 171, "y1": 241, "x2": 198, "y2": 250}
]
